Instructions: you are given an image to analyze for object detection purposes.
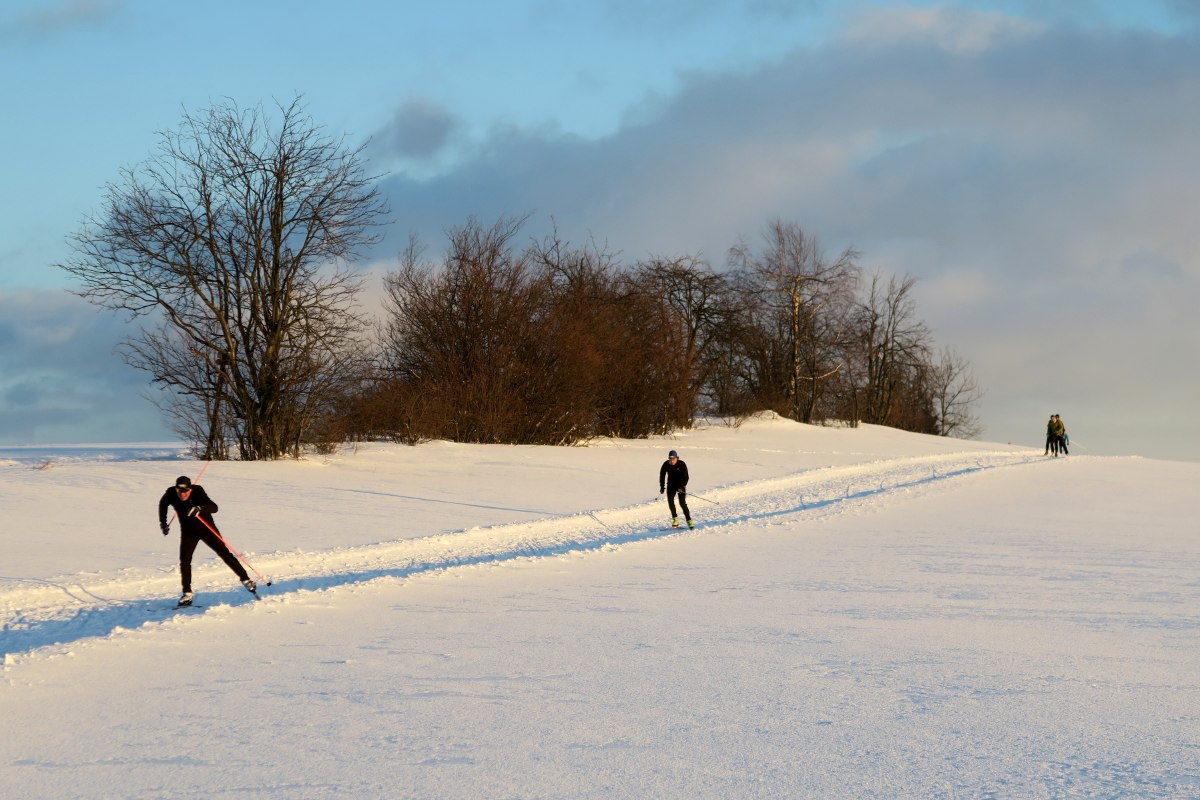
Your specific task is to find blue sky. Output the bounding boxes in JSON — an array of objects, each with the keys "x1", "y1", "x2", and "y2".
[{"x1": 2, "y1": 0, "x2": 1198, "y2": 460}]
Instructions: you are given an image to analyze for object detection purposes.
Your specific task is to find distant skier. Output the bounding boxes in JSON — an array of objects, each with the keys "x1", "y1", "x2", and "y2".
[
  {"x1": 658, "y1": 449, "x2": 694, "y2": 529},
  {"x1": 158, "y1": 475, "x2": 256, "y2": 606},
  {"x1": 1045, "y1": 414, "x2": 1058, "y2": 456},
  {"x1": 1054, "y1": 414, "x2": 1069, "y2": 456}
]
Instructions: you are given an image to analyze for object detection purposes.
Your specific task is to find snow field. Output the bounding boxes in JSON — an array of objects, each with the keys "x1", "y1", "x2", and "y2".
[{"x1": 1, "y1": 419, "x2": 1198, "y2": 798}]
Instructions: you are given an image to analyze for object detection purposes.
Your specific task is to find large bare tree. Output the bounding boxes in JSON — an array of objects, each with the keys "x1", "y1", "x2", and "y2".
[{"x1": 58, "y1": 97, "x2": 386, "y2": 459}]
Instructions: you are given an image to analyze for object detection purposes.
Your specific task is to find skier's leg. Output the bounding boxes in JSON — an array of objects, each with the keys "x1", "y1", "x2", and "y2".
[
  {"x1": 179, "y1": 532, "x2": 201, "y2": 593},
  {"x1": 678, "y1": 488, "x2": 691, "y2": 522},
  {"x1": 200, "y1": 529, "x2": 250, "y2": 583},
  {"x1": 667, "y1": 490, "x2": 679, "y2": 519}
]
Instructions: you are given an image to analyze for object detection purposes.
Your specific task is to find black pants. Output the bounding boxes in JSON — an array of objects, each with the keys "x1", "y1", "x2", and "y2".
[
  {"x1": 180, "y1": 526, "x2": 249, "y2": 592},
  {"x1": 1046, "y1": 435, "x2": 1058, "y2": 455},
  {"x1": 666, "y1": 486, "x2": 690, "y2": 521}
]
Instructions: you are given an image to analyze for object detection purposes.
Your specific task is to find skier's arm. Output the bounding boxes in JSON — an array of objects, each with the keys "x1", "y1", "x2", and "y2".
[
  {"x1": 190, "y1": 486, "x2": 218, "y2": 516},
  {"x1": 659, "y1": 461, "x2": 668, "y2": 491},
  {"x1": 158, "y1": 491, "x2": 173, "y2": 534},
  {"x1": 158, "y1": 491, "x2": 172, "y2": 526}
]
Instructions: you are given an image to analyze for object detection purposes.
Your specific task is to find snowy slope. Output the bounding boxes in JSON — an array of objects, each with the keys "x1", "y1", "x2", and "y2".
[{"x1": 2, "y1": 418, "x2": 1198, "y2": 799}]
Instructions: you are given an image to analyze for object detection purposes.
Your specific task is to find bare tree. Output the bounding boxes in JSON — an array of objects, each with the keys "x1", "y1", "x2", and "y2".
[
  {"x1": 380, "y1": 217, "x2": 551, "y2": 443},
  {"x1": 850, "y1": 272, "x2": 933, "y2": 428},
  {"x1": 929, "y1": 346, "x2": 984, "y2": 438},
  {"x1": 727, "y1": 221, "x2": 859, "y2": 423},
  {"x1": 529, "y1": 230, "x2": 688, "y2": 438},
  {"x1": 124, "y1": 325, "x2": 232, "y2": 459},
  {"x1": 58, "y1": 97, "x2": 386, "y2": 459},
  {"x1": 635, "y1": 255, "x2": 731, "y2": 418},
  {"x1": 375, "y1": 219, "x2": 689, "y2": 444}
]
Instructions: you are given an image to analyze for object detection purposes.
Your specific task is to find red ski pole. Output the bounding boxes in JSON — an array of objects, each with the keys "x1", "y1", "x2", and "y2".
[{"x1": 194, "y1": 513, "x2": 272, "y2": 586}]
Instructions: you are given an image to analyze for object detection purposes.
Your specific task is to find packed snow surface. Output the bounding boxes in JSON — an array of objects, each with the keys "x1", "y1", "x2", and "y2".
[{"x1": 2, "y1": 417, "x2": 1198, "y2": 798}]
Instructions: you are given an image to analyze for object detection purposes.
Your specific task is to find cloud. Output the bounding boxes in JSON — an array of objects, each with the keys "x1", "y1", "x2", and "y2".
[
  {"x1": 1, "y1": 0, "x2": 124, "y2": 43},
  {"x1": 0, "y1": 290, "x2": 169, "y2": 444},
  {"x1": 378, "y1": 16, "x2": 1200, "y2": 265},
  {"x1": 370, "y1": 98, "x2": 463, "y2": 167}
]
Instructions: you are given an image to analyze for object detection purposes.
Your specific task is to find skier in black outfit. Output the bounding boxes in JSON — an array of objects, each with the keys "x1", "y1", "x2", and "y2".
[
  {"x1": 158, "y1": 475, "x2": 255, "y2": 606},
  {"x1": 659, "y1": 449, "x2": 694, "y2": 529}
]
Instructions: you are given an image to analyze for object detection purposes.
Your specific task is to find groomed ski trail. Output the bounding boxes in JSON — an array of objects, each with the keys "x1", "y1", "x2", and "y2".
[{"x1": 2, "y1": 450, "x2": 1042, "y2": 668}]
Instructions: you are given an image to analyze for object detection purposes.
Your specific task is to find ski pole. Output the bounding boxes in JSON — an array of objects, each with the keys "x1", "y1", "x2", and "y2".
[
  {"x1": 194, "y1": 514, "x2": 273, "y2": 586},
  {"x1": 689, "y1": 492, "x2": 720, "y2": 505}
]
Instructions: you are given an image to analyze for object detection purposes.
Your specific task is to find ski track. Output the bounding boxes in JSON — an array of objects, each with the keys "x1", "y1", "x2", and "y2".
[{"x1": 1, "y1": 451, "x2": 1040, "y2": 668}]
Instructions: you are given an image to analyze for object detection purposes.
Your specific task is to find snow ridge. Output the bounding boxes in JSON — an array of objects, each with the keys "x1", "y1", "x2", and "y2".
[{"x1": 1, "y1": 451, "x2": 1038, "y2": 667}]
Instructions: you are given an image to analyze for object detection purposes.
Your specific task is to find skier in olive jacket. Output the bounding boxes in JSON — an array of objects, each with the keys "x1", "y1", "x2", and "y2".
[
  {"x1": 1052, "y1": 414, "x2": 1069, "y2": 456},
  {"x1": 158, "y1": 475, "x2": 255, "y2": 605},
  {"x1": 658, "y1": 449, "x2": 694, "y2": 529},
  {"x1": 1045, "y1": 415, "x2": 1058, "y2": 456}
]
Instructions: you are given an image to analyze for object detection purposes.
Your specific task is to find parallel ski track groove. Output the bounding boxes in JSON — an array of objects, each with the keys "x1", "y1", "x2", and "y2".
[{"x1": 2, "y1": 451, "x2": 1041, "y2": 666}]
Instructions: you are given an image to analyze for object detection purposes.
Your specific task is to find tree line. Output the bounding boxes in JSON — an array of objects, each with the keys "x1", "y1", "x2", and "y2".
[{"x1": 59, "y1": 98, "x2": 981, "y2": 460}]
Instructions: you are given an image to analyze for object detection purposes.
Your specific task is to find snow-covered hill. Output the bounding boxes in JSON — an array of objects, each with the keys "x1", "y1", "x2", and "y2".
[{"x1": 2, "y1": 418, "x2": 1198, "y2": 798}]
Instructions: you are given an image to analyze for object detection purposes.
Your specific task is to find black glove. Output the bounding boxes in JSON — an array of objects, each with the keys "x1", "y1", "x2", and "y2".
[
  {"x1": 187, "y1": 506, "x2": 202, "y2": 518},
  {"x1": 160, "y1": 523, "x2": 169, "y2": 535}
]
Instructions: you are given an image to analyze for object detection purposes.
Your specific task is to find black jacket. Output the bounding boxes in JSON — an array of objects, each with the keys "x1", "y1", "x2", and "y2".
[
  {"x1": 659, "y1": 459, "x2": 689, "y2": 492},
  {"x1": 159, "y1": 484, "x2": 219, "y2": 534}
]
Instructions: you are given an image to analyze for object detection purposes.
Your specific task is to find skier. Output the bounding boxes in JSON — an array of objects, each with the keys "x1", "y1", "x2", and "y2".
[
  {"x1": 658, "y1": 449, "x2": 694, "y2": 529},
  {"x1": 158, "y1": 475, "x2": 256, "y2": 606},
  {"x1": 1053, "y1": 414, "x2": 1069, "y2": 456},
  {"x1": 1044, "y1": 414, "x2": 1058, "y2": 456}
]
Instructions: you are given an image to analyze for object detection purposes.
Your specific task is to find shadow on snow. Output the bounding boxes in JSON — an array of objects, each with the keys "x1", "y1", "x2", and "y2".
[{"x1": 2, "y1": 459, "x2": 1018, "y2": 663}]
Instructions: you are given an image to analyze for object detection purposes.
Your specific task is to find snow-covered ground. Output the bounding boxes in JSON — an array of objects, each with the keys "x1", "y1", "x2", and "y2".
[{"x1": 2, "y1": 416, "x2": 1198, "y2": 798}]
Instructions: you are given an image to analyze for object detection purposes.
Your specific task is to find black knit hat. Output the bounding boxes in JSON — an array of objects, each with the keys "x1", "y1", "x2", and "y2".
[{"x1": 175, "y1": 476, "x2": 192, "y2": 489}]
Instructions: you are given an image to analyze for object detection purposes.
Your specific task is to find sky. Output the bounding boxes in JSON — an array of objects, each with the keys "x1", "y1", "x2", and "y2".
[{"x1": 1, "y1": 0, "x2": 1198, "y2": 460}]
